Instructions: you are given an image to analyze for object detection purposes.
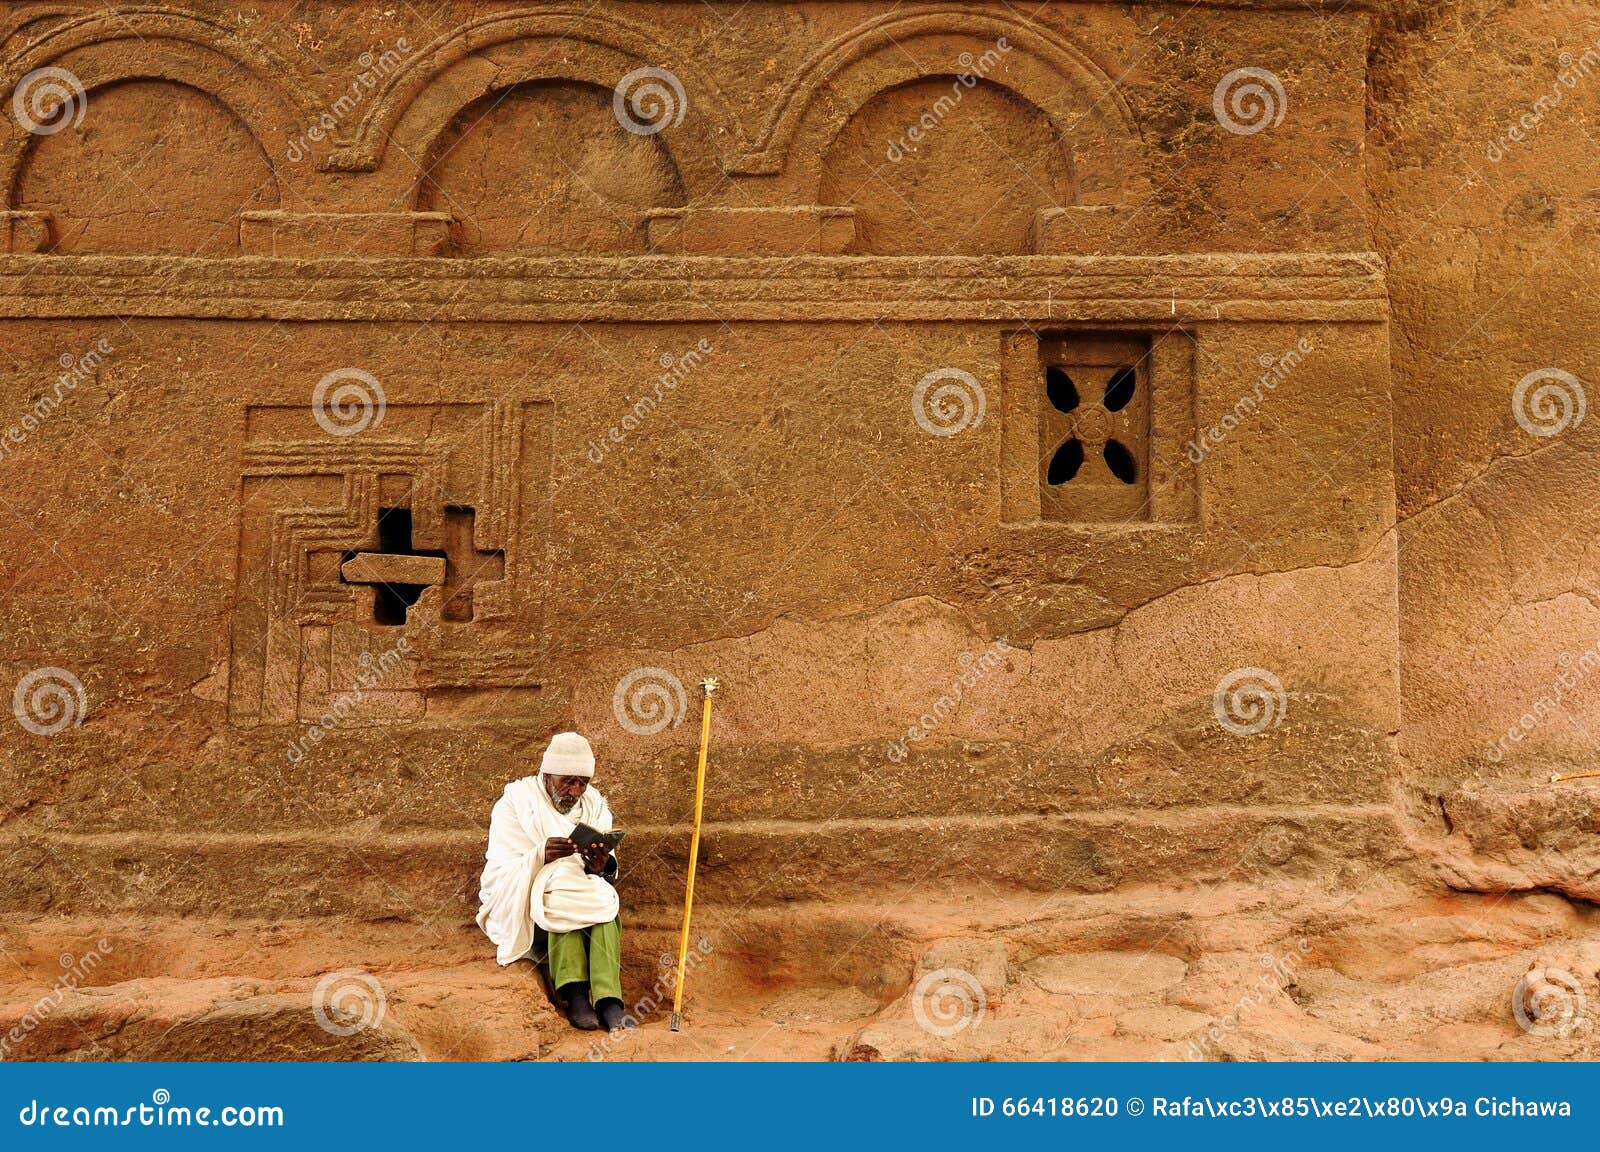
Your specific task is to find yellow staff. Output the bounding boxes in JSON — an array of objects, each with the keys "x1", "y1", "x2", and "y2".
[
  {"x1": 1550, "y1": 771, "x2": 1600, "y2": 782},
  {"x1": 671, "y1": 677, "x2": 717, "y2": 1031}
]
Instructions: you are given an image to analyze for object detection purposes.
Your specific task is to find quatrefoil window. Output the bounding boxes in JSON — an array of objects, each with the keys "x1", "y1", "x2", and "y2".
[
  {"x1": 1045, "y1": 364, "x2": 1141, "y2": 487},
  {"x1": 1037, "y1": 335, "x2": 1152, "y2": 523}
]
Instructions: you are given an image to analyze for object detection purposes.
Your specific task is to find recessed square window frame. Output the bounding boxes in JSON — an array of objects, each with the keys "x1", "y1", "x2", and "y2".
[{"x1": 1001, "y1": 326, "x2": 1198, "y2": 529}]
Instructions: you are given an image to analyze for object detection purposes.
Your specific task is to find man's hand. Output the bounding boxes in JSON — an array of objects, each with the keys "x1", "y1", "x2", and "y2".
[
  {"x1": 543, "y1": 836, "x2": 576, "y2": 864},
  {"x1": 581, "y1": 844, "x2": 611, "y2": 875}
]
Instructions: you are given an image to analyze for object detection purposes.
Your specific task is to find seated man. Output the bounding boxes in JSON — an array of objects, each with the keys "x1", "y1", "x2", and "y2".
[{"x1": 476, "y1": 731, "x2": 631, "y2": 1032}]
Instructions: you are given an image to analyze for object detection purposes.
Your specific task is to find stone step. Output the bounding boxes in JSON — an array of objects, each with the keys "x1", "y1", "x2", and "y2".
[
  {"x1": 2, "y1": 805, "x2": 1406, "y2": 919},
  {"x1": 1, "y1": 882, "x2": 1590, "y2": 1062}
]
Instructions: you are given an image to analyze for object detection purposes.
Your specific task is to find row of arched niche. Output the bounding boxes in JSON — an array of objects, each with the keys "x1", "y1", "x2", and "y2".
[{"x1": 0, "y1": 7, "x2": 1148, "y2": 257}]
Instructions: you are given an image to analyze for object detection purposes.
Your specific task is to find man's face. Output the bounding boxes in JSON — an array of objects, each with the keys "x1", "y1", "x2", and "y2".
[{"x1": 544, "y1": 772, "x2": 588, "y2": 813}]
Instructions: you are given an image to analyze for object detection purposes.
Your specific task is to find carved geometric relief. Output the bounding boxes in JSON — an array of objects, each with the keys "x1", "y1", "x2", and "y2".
[
  {"x1": 227, "y1": 401, "x2": 551, "y2": 727},
  {"x1": 1039, "y1": 334, "x2": 1150, "y2": 522},
  {"x1": 1001, "y1": 329, "x2": 1198, "y2": 528}
]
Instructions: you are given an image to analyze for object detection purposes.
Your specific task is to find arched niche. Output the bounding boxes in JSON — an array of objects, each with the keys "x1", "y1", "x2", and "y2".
[
  {"x1": 744, "y1": 11, "x2": 1147, "y2": 209},
  {"x1": 0, "y1": 16, "x2": 315, "y2": 204},
  {"x1": 820, "y1": 75, "x2": 1075, "y2": 255},
  {"x1": 12, "y1": 77, "x2": 280, "y2": 255},
  {"x1": 335, "y1": 11, "x2": 729, "y2": 205},
  {"x1": 416, "y1": 79, "x2": 688, "y2": 256}
]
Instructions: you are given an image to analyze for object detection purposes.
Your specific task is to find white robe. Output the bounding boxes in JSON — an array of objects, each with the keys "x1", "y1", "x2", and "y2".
[{"x1": 476, "y1": 776, "x2": 620, "y2": 966}]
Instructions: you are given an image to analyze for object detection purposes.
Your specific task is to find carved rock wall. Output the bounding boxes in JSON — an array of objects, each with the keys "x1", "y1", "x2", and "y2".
[{"x1": 0, "y1": 1, "x2": 1403, "y2": 920}]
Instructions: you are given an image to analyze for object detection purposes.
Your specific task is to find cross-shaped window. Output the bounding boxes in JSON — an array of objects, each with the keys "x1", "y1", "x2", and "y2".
[{"x1": 339, "y1": 505, "x2": 504, "y2": 625}]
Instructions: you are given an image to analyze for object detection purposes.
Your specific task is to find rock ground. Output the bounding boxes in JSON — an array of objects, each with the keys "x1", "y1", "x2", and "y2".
[{"x1": 4, "y1": 877, "x2": 1596, "y2": 1062}]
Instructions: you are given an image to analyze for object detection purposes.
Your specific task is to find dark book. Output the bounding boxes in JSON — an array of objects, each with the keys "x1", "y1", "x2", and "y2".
[{"x1": 571, "y1": 822, "x2": 624, "y2": 854}]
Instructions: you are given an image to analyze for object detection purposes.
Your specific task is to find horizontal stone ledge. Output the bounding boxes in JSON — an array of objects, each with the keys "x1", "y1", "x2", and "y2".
[
  {"x1": 645, "y1": 206, "x2": 856, "y2": 256},
  {"x1": 2, "y1": 804, "x2": 1407, "y2": 920},
  {"x1": 239, "y1": 210, "x2": 454, "y2": 257},
  {"x1": 0, "y1": 251, "x2": 1389, "y2": 323}
]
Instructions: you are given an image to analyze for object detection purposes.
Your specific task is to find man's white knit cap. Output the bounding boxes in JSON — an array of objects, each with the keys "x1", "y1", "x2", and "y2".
[{"x1": 540, "y1": 731, "x2": 595, "y2": 778}]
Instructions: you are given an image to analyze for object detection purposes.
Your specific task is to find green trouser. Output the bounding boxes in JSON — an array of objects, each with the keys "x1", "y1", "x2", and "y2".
[{"x1": 546, "y1": 918, "x2": 623, "y2": 1004}]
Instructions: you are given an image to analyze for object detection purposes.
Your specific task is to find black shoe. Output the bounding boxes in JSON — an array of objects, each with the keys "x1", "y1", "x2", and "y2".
[
  {"x1": 596, "y1": 998, "x2": 634, "y2": 1032},
  {"x1": 562, "y1": 986, "x2": 600, "y2": 1031}
]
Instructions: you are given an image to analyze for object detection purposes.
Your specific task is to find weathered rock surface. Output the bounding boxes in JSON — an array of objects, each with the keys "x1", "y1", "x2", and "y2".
[{"x1": 0, "y1": 0, "x2": 1595, "y2": 1063}]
